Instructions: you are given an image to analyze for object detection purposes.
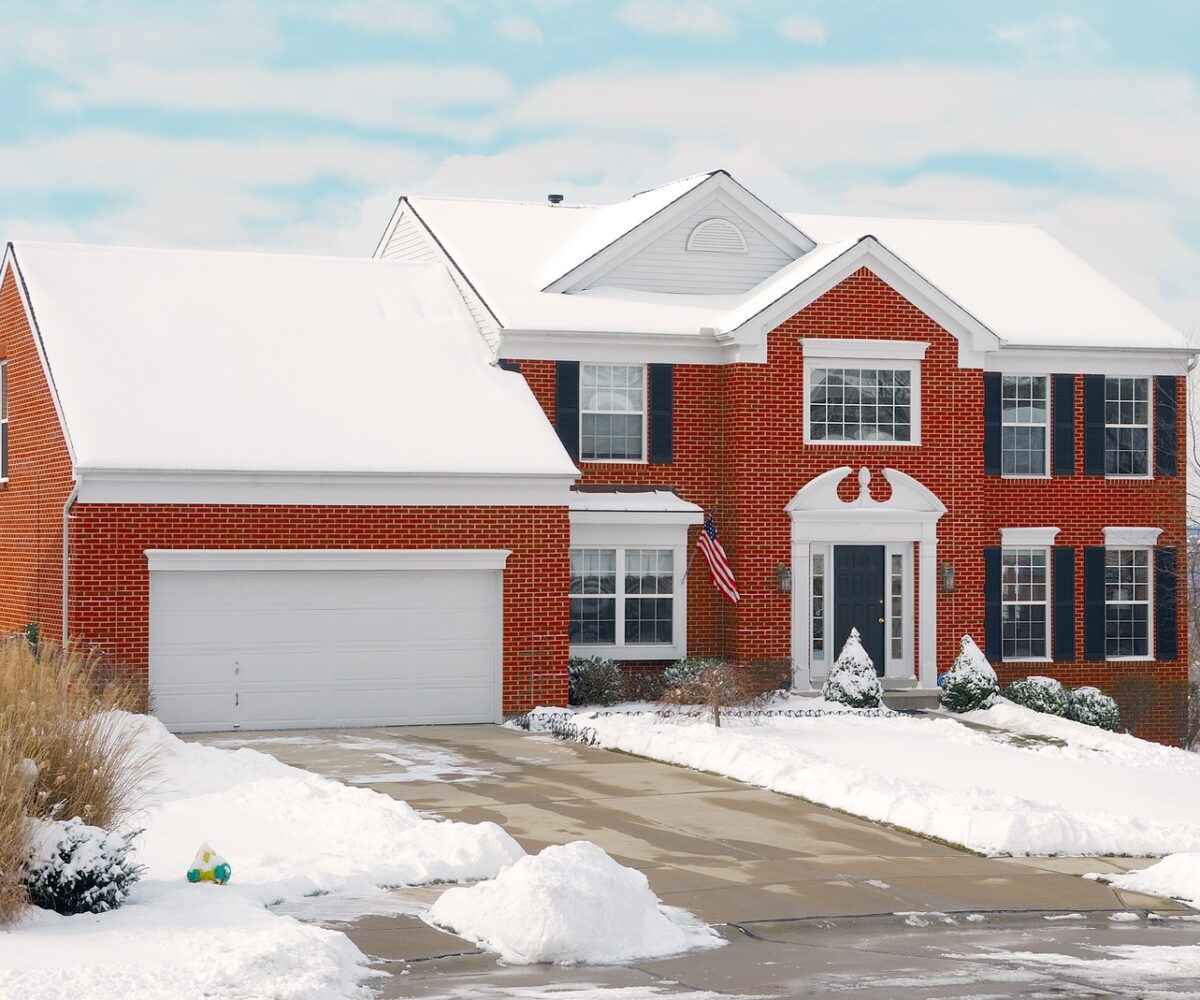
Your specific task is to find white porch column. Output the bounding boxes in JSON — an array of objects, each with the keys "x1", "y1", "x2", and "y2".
[
  {"x1": 918, "y1": 530, "x2": 938, "y2": 689},
  {"x1": 790, "y1": 540, "x2": 813, "y2": 690}
]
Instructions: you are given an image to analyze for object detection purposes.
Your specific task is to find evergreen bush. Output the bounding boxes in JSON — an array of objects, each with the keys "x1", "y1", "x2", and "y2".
[
  {"x1": 939, "y1": 635, "x2": 999, "y2": 712},
  {"x1": 566, "y1": 656, "x2": 625, "y2": 706},
  {"x1": 822, "y1": 628, "x2": 883, "y2": 708},
  {"x1": 1003, "y1": 675, "x2": 1070, "y2": 717},
  {"x1": 1067, "y1": 686, "x2": 1121, "y2": 731},
  {"x1": 23, "y1": 818, "x2": 143, "y2": 916}
]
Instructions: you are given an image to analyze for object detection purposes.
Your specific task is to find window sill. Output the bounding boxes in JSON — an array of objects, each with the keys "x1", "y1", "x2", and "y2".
[
  {"x1": 1001, "y1": 474, "x2": 1050, "y2": 481},
  {"x1": 1106, "y1": 655, "x2": 1154, "y2": 663},
  {"x1": 803, "y1": 439, "x2": 920, "y2": 448},
  {"x1": 571, "y1": 643, "x2": 684, "y2": 662},
  {"x1": 1002, "y1": 656, "x2": 1052, "y2": 664},
  {"x1": 1105, "y1": 474, "x2": 1153, "y2": 481},
  {"x1": 581, "y1": 458, "x2": 649, "y2": 466}
]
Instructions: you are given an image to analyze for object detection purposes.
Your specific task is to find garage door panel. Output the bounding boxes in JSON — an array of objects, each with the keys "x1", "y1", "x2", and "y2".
[{"x1": 149, "y1": 554, "x2": 504, "y2": 732}]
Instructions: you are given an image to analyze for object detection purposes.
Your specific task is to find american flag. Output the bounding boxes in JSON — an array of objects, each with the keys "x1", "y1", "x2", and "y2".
[{"x1": 697, "y1": 514, "x2": 740, "y2": 603}]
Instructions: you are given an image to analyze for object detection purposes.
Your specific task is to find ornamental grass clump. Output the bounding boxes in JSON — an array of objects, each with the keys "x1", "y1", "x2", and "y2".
[
  {"x1": 1066, "y1": 686, "x2": 1121, "y2": 731},
  {"x1": 822, "y1": 628, "x2": 883, "y2": 708},
  {"x1": 939, "y1": 635, "x2": 999, "y2": 713},
  {"x1": 0, "y1": 637, "x2": 153, "y2": 833},
  {"x1": 1003, "y1": 675, "x2": 1070, "y2": 717},
  {"x1": 0, "y1": 738, "x2": 33, "y2": 926}
]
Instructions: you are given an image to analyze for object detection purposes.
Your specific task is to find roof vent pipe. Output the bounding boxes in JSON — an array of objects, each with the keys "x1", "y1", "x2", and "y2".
[{"x1": 547, "y1": 194, "x2": 564, "y2": 206}]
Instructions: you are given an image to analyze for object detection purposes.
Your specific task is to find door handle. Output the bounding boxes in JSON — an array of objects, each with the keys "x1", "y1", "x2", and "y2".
[{"x1": 878, "y1": 617, "x2": 885, "y2": 623}]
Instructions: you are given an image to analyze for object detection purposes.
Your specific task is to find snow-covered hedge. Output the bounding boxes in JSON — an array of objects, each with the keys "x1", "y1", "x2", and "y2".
[
  {"x1": 23, "y1": 818, "x2": 143, "y2": 915},
  {"x1": 939, "y1": 635, "x2": 999, "y2": 713},
  {"x1": 662, "y1": 657, "x2": 721, "y2": 691},
  {"x1": 1003, "y1": 675, "x2": 1070, "y2": 717},
  {"x1": 822, "y1": 628, "x2": 883, "y2": 708},
  {"x1": 1067, "y1": 686, "x2": 1121, "y2": 731},
  {"x1": 567, "y1": 656, "x2": 625, "y2": 706}
]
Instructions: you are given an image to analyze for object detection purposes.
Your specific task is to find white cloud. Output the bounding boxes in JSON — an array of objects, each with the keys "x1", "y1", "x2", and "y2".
[
  {"x1": 993, "y1": 14, "x2": 1109, "y2": 61},
  {"x1": 777, "y1": 15, "x2": 827, "y2": 46},
  {"x1": 317, "y1": 1, "x2": 456, "y2": 38},
  {"x1": 616, "y1": 1, "x2": 736, "y2": 39},
  {"x1": 38, "y1": 63, "x2": 512, "y2": 138},
  {"x1": 496, "y1": 15, "x2": 544, "y2": 44}
]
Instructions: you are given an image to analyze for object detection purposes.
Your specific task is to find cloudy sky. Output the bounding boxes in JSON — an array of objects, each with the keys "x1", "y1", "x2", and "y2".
[{"x1": 3, "y1": 1, "x2": 1198, "y2": 332}]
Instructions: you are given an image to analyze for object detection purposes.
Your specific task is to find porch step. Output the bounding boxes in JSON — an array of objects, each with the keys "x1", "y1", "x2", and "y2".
[{"x1": 882, "y1": 688, "x2": 941, "y2": 711}]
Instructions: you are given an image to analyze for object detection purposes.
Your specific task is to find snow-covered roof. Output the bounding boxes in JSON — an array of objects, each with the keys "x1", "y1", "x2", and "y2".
[
  {"x1": 789, "y1": 215, "x2": 1189, "y2": 351},
  {"x1": 7, "y1": 242, "x2": 577, "y2": 479},
  {"x1": 569, "y1": 488, "x2": 703, "y2": 516},
  {"x1": 401, "y1": 178, "x2": 1188, "y2": 352}
]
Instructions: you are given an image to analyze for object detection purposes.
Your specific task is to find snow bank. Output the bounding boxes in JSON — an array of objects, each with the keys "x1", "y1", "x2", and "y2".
[
  {"x1": 0, "y1": 712, "x2": 526, "y2": 1000},
  {"x1": 1103, "y1": 855, "x2": 1200, "y2": 908},
  {"x1": 428, "y1": 841, "x2": 722, "y2": 965},
  {"x1": 570, "y1": 698, "x2": 1200, "y2": 856}
]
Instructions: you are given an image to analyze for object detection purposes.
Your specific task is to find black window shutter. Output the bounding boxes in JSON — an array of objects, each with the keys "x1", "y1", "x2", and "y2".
[
  {"x1": 648, "y1": 364, "x2": 673, "y2": 465},
  {"x1": 1155, "y1": 546, "x2": 1178, "y2": 661},
  {"x1": 1083, "y1": 546, "x2": 1106, "y2": 661},
  {"x1": 1052, "y1": 546, "x2": 1075, "y2": 661},
  {"x1": 1155, "y1": 376, "x2": 1178, "y2": 477},
  {"x1": 498, "y1": 358, "x2": 522, "y2": 373},
  {"x1": 1083, "y1": 374, "x2": 1106, "y2": 476},
  {"x1": 983, "y1": 372, "x2": 1001, "y2": 476},
  {"x1": 555, "y1": 361, "x2": 580, "y2": 462},
  {"x1": 1051, "y1": 374, "x2": 1075, "y2": 476},
  {"x1": 984, "y1": 547, "x2": 1002, "y2": 661}
]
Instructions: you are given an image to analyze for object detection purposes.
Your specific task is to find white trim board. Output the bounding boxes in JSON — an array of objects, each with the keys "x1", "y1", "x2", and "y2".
[
  {"x1": 1103, "y1": 527, "x2": 1163, "y2": 547},
  {"x1": 802, "y1": 338, "x2": 928, "y2": 361},
  {"x1": 145, "y1": 548, "x2": 511, "y2": 573},
  {"x1": 1000, "y1": 527, "x2": 1061, "y2": 546},
  {"x1": 78, "y1": 468, "x2": 576, "y2": 506}
]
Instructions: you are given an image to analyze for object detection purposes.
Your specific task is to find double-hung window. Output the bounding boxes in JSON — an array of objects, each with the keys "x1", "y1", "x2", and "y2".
[
  {"x1": 1105, "y1": 548, "x2": 1151, "y2": 659},
  {"x1": 1104, "y1": 377, "x2": 1150, "y2": 477},
  {"x1": 580, "y1": 364, "x2": 645, "y2": 461},
  {"x1": 1001, "y1": 547, "x2": 1049, "y2": 659},
  {"x1": 569, "y1": 547, "x2": 676, "y2": 651},
  {"x1": 1001, "y1": 375, "x2": 1048, "y2": 476},
  {"x1": 802, "y1": 340, "x2": 925, "y2": 445}
]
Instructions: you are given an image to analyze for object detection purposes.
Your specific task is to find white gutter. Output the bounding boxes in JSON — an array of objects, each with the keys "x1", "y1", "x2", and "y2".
[{"x1": 61, "y1": 485, "x2": 78, "y2": 645}]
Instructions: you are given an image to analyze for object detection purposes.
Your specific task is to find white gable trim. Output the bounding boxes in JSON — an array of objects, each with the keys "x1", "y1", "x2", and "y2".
[
  {"x1": 544, "y1": 171, "x2": 814, "y2": 293},
  {"x1": 0, "y1": 245, "x2": 78, "y2": 468},
  {"x1": 721, "y1": 237, "x2": 1000, "y2": 368}
]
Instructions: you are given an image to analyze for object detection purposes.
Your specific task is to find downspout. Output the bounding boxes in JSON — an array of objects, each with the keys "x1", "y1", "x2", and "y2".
[{"x1": 61, "y1": 484, "x2": 78, "y2": 645}]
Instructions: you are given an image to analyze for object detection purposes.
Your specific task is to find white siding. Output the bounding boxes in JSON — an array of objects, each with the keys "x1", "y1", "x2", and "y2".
[
  {"x1": 380, "y1": 205, "x2": 502, "y2": 349},
  {"x1": 583, "y1": 197, "x2": 798, "y2": 295}
]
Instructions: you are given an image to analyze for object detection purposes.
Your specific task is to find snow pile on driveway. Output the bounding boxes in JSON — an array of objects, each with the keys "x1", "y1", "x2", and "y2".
[
  {"x1": 428, "y1": 840, "x2": 722, "y2": 965},
  {"x1": 0, "y1": 712, "x2": 526, "y2": 1000},
  {"x1": 1101, "y1": 854, "x2": 1200, "y2": 908},
  {"x1": 564, "y1": 697, "x2": 1200, "y2": 856}
]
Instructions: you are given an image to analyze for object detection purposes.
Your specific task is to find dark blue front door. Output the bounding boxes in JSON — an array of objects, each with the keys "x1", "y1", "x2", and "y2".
[{"x1": 834, "y1": 545, "x2": 886, "y2": 675}]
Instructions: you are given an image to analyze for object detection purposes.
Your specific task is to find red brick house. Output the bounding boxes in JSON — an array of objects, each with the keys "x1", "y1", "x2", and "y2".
[{"x1": 1, "y1": 170, "x2": 1193, "y2": 739}]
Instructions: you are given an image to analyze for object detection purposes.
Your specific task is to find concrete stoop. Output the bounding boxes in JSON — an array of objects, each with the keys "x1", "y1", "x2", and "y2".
[{"x1": 882, "y1": 687, "x2": 941, "y2": 711}]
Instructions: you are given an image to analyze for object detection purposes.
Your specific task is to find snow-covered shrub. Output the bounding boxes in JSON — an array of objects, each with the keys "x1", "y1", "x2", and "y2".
[
  {"x1": 1003, "y1": 675, "x2": 1070, "y2": 717},
  {"x1": 23, "y1": 818, "x2": 143, "y2": 915},
  {"x1": 1067, "y1": 686, "x2": 1121, "y2": 731},
  {"x1": 939, "y1": 635, "x2": 999, "y2": 713},
  {"x1": 662, "y1": 657, "x2": 720, "y2": 690},
  {"x1": 822, "y1": 628, "x2": 883, "y2": 708},
  {"x1": 567, "y1": 656, "x2": 625, "y2": 706}
]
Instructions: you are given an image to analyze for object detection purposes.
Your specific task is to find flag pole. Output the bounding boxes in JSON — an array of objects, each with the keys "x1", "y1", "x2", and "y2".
[{"x1": 679, "y1": 512, "x2": 705, "y2": 583}]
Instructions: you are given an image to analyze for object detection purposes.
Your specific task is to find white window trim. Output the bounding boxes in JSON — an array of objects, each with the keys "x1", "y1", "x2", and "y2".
[
  {"x1": 1000, "y1": 527, "x2": 1060, "y2": 547},
  {"x1": 568, "y1": 511, "x2": 697, "y2": 661},
  {"x1": 1104, "y1": 545, "x2": 1155, "y2": 663},
  {"x1": 1103, "y1": 527, "x2": 1163, "y2": 547},
  {"x1": 1000, "y1": 544, "x2": 1052, "y2": 663},
  {"x1": 802, "y1": 354, "x2": 922, "y2": 447},
  {"x1": 579, "y1": 362, "x2": 648, "y2": 465},
  {"x1": 1000, "y1": 373, "x2": 1051, "y2": 480},
  {"x1": 1104, "y1": 375, "x2": 1154, "y2": 481}
]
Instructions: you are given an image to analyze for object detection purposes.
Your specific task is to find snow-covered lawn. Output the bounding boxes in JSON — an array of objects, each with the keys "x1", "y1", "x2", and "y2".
[
  {"x1": 0, "y1": 712, "x2": 526, "y2": 1000},
  {"x1": 542, "y1": 697, "x2": 1200, "y2": 857}
]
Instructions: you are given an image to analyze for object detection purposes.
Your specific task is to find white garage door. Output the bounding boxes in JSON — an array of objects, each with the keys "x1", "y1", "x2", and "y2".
[{"x1": 147, "y1": 549, "x2": 507, "y2": 732}]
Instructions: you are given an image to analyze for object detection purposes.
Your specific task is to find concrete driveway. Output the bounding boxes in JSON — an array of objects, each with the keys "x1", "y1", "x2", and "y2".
[{"x1": 196, "y1": 724, "x2": 1196, "y2": 998}]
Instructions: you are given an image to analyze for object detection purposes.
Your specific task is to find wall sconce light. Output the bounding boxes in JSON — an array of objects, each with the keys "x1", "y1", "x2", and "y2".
[
  {"x1": 940, "y1": 561, "x2": 955, "y2": 593},
  {"x1": 775, "y1": 564, "x2": 792, "y2": 593}
]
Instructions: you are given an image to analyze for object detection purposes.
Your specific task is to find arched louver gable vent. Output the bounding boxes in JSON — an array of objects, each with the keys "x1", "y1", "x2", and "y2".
[{"x1": 685, "y1": 217, "x2": 748, "y2": 253}]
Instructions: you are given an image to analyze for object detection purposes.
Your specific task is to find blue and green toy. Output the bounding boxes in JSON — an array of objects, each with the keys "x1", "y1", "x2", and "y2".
[{"x1": 186, "y1": 843, "x2": 231, "y2": 884}]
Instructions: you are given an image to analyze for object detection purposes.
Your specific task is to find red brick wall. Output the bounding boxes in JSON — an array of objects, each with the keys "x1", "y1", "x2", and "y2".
[
  {"x1": 67, "y1": 503, "x2": 570, "y2": 715},
  {"x1": 0, "y1": 269, "x2": 76, "y2": 639},
  {"x1": 520, "y1": 267, "x2": 1189, "y2": 742}
]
